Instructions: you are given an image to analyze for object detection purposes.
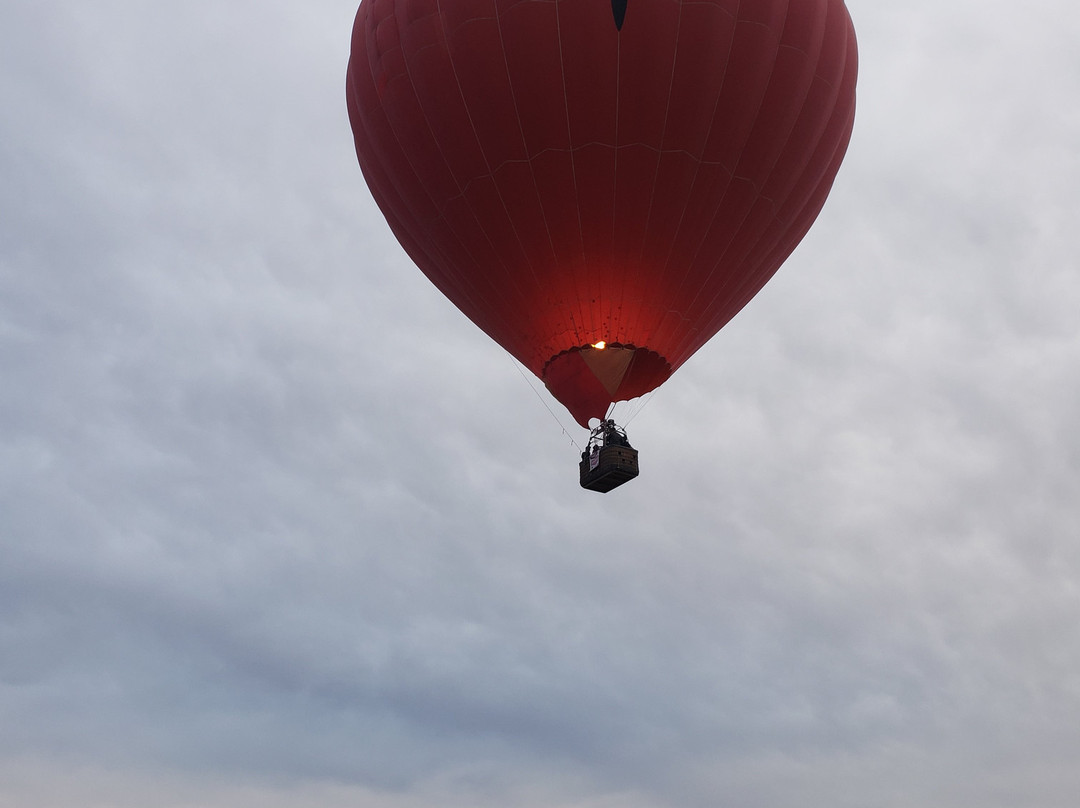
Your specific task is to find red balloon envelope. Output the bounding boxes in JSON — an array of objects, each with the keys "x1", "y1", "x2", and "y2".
[{"x1": 346, "y1": 0, "x2": 857, "y2": 427}]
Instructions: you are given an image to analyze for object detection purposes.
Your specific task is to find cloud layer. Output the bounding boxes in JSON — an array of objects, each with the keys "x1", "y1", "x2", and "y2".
[{"x1": 3, "y1": 1, "x2": 1080, "y2": 806}]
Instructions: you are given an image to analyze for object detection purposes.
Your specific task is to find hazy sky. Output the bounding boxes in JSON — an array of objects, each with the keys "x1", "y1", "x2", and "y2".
[{"x1": 3, "y1": 1, "x2": 1080, "y2": 806}]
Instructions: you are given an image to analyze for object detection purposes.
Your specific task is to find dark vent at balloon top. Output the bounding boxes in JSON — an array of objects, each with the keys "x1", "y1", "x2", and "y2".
[{"x1": 612, "y1": 0, "x2": 627, "y2": 30}]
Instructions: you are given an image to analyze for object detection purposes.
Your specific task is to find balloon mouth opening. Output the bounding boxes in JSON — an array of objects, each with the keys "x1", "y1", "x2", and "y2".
[{"x1": 541, "y1": 344, "x2": 672, "y2": 428}]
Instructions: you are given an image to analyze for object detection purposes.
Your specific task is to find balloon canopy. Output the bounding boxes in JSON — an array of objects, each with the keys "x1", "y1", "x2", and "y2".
[{"x1": 346, "y1": 0, "x2": 857, "y2": 427}]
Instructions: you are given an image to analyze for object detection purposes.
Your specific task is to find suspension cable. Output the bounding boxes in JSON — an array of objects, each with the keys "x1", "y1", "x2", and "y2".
[
  {"x1": 508, "y1": 355, "x2": 584, "y2": 453},
  {"x1": 623, "y1": 389, "x2": 658, "y2": 427}
]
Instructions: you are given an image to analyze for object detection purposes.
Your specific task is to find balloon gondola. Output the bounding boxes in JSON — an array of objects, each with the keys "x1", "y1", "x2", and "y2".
[
  {"x1": 346, "y1": 0, "x2": 857, "y2": 490},
  {"x1": 579, "y1": 420, "x2": 638, "y2": 493}
]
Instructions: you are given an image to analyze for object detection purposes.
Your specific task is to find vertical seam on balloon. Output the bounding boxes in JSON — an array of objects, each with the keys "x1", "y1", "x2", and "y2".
[
  {"x1": 349, "y1": 9, "x2": 491, "y2": 330},
  {"x1": 669, "y1": 0, "x2": 805, "y2": 363},
  {"x1": 700, "y1": 3, "x2": 840, "y2": 333},
  {"x1": 350, "y1": 10, "x2": 450, "y2": 284},
  {"x1": 430, "y1": 0, "x2": 537, "y2": 344},
  {"x1": 666, "y1": 0, "x2": 788, "y2": 344},
  {"x1": 627, "y1": 0, "x2": 685, "y2": 350},
  {"x1": 646, "y1": 0, "x2": 740, "y2": 357},
  {"x1": 421, "y1": 0, "x2": 535, "y2": 347},
  {"x1": 669, "y1": 0, "x2": 851, "y2": 366},
  {"x1": 608, "y1": 27, "x2": 620, "y2": 345},
  {"x1": 554, "y1": 0, "x2": 589, "y2": 349},
  {"x1": 372, "y1": 2, "x2": 491, "y2": 318},
  {"x1": 394, "y1": 1, "x2": 522, "y2": 348},
  {"x1": 683, "y1": 0, "x2": 804, "y2": 324},
  {"x1": 688, "y1": 0, "x2": 837, "y2": 348},
  {"x1": 703, "y1": 17, "x2": 856, "y2": 353},
  {"x1": 493, "y1": 3, "x2": 559, "y2": 348}
]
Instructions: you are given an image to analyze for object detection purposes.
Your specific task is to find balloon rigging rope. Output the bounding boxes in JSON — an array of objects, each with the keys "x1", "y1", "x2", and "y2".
[
  {"x1": 507, "y1": 355, "x2": 585, "y2": 453},
  {"x1": 622, "y1": 389, "x2": 658, "y2": 427},
  {"x1": 605, "y1": 389, "x2": 657, "y2": 432}
]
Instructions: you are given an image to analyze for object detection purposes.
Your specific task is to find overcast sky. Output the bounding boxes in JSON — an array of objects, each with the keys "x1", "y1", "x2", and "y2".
[{"x1": 3, "y1": 1, "x2": 1080, "y2": 806}]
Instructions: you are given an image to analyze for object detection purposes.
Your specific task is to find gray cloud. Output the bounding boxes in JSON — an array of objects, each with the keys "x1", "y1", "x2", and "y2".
[{"x1": 3, "y1": 0, "x2": 1080, "y2": 806}]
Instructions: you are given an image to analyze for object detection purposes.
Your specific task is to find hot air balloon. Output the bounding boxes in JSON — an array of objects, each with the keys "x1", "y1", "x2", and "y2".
[{"x1": 346, "y1": 0, "x2": 857, "y2": 490}]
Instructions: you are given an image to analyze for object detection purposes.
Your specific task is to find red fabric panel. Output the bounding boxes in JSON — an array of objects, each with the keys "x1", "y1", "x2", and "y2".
[
  {"x1": 543, "y1": 350, "x2": 613, "y2": 428},
  {"x1": 544, "y1": 346, "x2": 673, "y2": 427},
  {"x1": 347, "y1": 0, "x2": 858, "y2": 422}
]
